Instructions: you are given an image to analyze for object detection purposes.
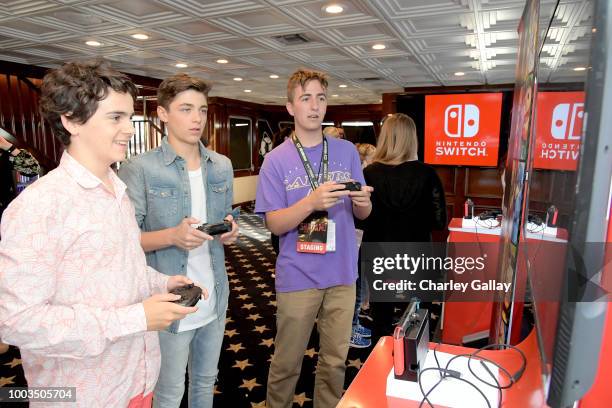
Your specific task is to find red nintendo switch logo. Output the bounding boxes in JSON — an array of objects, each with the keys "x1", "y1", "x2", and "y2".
[
  {"x1": 534, "y1": 92, "x2": 585, "y2": 171},
  {"x1": 425, "y1": 93, "x2": 502, "y2": 166},
  {"x1": 444, "y1": 104, "x2": 480, "y2": 138}
]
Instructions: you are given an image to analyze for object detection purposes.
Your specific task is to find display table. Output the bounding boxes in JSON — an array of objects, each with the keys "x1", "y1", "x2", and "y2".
[
  {"x1": 443, "y1": 218, "x2": 568, "y2": 345},
  {"x1": 338, "y1": 329, "x2": 546, "y2": 408}
]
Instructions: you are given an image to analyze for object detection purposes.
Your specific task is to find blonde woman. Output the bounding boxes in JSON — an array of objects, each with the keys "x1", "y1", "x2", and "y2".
[
  {"x1": 323, "y1": 126, "x2": 341, "y2": 138},
  {"x1": 362, "y1": 113, "x2": 447, "y2": 342}
]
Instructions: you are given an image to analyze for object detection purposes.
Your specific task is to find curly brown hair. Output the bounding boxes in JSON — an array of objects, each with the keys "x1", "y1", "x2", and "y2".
[
  {"x1": 157, "y1": 74, "x2": 212, "y2": 110},
  {"x1": 286, "y1": 69, "x2": 328, "y2": 102},
  {"x1": 39, "y1": 60, "x2": 137, "y2": 146}
]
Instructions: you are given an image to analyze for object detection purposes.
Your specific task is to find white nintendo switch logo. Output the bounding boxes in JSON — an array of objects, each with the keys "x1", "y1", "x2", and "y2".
[
  {"x1": 551, "y1": 103, "x2": 584, "y2": 140},
  {"x1": 444, "y1": 104, "x2": 479, "y2": 138}
]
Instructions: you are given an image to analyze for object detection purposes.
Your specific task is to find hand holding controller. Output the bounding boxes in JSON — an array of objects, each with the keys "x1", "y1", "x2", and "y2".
[
  {"x1": 196, "y1": 220, "x2": 232, "y2": 236},
  {"x1": 335, "y1": 181, "x2": 362, "y2": 192}
]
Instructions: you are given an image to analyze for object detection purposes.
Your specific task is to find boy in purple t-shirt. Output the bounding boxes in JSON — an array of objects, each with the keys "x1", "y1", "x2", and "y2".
[{"x1": 255, "y1": 69, "x2": 373, "y2": 407}]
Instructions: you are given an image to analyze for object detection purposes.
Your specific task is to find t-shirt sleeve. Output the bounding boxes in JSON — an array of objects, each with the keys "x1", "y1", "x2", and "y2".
[{"x1": 255, "y1": 155, "x2": 287, "y2": 214}]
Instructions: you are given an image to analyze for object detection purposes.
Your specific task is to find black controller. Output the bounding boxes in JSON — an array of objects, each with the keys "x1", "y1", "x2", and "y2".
[
  {"x1": 335, "y1": 181, "x2": 362, "y2": 191},
  {"x1": 170, "y1": 284, "x2": 202, "y2": 307},
  {"x1": 196, "y1": 220, "x2": 232, "y2": 236}
]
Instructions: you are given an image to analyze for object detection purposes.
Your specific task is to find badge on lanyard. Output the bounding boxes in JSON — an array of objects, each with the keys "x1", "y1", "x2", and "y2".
[
  {"x1": 292, "y1": 133, "x2": 337, "y2": 254},
  {"x1": 297, "y1": 210, "x2": 328, "y2": 254}
]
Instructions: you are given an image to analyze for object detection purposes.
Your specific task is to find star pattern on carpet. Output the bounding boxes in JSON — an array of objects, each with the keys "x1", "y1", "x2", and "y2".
[
  {"x1": 227, "y1": 343, "x2": 246, "y2": 353},
  {"x1": 247, "y1": 313, "x2": 262, "y2": 321},
  {"x1": 0, "y1": 375, "x2": 16, "y2": 387},
  {"x1": 252, "y1": 325, "x2": 269, "y2": 334},
  {"x1": 304, "y1": 348, "x2": 317, "y2": 358},
  {"x1": 259, "y1": 338, "x2": 274, "y2": 348},
  {"x1": 347, "y1": 358, "x2": 363, "y2": 370},
  {"x1": 4, "y1": 358, "x2": 21, "y2": 368},
  {"x1": 225, "y1": 329, "x2": 239, "y2": 338},
  {"x1": 293, "y1": 392, "x2": 312, "y2": 407},
  {"x1": 233, "y1": 359, "x2": 253, "y2": 371},
  {"x1": 239, "y1": 378, "x2": 262, "y2": 392}
]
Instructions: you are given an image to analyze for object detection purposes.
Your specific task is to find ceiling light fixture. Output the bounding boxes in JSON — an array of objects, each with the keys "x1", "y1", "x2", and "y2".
[
  {"x1": 324, "y1": 4, "x2": 344, "y2": 14},
  {"x1": 339, "y1": 84, "x2": 347, "y2": 88},
  {"x1": 269, "y1": 74, "x2": 279, "y2": 79},
  {"x1": 372, "y1": 44, "x2": 386, "y2": 50},
  {"x1": 332, "y1": 94, "x2": 339, "y2": 97},
  {"x1": 233, "y1": 77, "x2": 243, "y2": 81},
  {"x1": 175, "y1": 63, "x2": 188, "y2": 68},
  {"x1": 573, "y1": 66, "x2": 587, "y2": 71},
  {"x1": 85, "y1": 40, "x2": 101, "y2": 46},
  {"x1": 131, "y1": 33, "x2": 149, "y2": 40},
  {"x1": 244, "y1": 89, "x2": 252, "y2": 93},
  {"x1": 217, "y1": 59, "x2": 228, "y2": 64},
  {"x1": 454, "y1": 71, "x2": 465, "y2": 76}
]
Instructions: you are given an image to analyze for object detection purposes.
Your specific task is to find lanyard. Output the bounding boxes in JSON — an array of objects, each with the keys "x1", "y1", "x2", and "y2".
[{"x1": 292, "y1": 132, "x2": 328, "y2": 191}]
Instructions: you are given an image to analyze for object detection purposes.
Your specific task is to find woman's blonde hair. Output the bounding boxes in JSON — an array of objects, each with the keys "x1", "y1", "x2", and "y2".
[
  {"x1": 323, "y1": 126, "x2": 340, "y2": 138},
  {"x1": 372, "y1": 113, "x2": 418, "y2": 165}
]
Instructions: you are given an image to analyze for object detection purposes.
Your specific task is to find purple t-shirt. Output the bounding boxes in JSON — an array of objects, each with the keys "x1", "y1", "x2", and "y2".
[{"x1": 255, "y1": 137, "x2": 366, "y2": 293}]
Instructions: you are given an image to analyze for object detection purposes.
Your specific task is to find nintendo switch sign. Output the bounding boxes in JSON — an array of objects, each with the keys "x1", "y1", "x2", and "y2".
[
  {"x1": 425, "y1": 93, "x2": 502, "y2": 166},
  {"x1": 534, "y1": 91, "x2": 585, "y2": 171}
]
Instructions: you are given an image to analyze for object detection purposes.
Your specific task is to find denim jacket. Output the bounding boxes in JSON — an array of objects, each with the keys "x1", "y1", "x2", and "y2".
[{"x1": 118, "y1": 137, "x2": 235, "y2": 333}]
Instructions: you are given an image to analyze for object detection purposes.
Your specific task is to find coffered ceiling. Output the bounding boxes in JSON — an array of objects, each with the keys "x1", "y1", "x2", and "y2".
[{"x1": 0, "y1": 0, "x2": 594, "y2": 105}]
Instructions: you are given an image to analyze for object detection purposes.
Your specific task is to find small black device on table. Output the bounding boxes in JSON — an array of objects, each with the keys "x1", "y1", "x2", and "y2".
[{"x1": 393, "y1": 300, "x2": 430, "y2": 382}]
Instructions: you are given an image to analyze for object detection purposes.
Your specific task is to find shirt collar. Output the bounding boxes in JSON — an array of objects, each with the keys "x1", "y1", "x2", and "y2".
[
  {"x1": 60, "y1": 151, "x2": 127, "y2": 198},
  {"x1": 160, "y1": 136, "x2": 213, "y2": 166}
]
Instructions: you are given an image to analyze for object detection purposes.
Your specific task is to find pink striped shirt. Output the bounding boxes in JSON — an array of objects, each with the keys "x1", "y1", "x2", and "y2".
[{"x1": 0, "y1": 152, "x2": 169, "y2": 407}]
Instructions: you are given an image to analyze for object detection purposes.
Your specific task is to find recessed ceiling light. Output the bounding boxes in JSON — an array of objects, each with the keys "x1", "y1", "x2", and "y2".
[
  {"x1": 324, "y1": 4, "x2": 344, "y2": 14},
  {"x1": 85, "y1": 40, "x2": 101, "y2": 47},
  {"x1": 269, "y1": 74, "x2": 279, "y2": 79},
  {"x1": 573, "y1": 67, "x2": 587, "y2": 71},
  {"x1": 244, "y1": 89, "x2": 252, "y2": 93},
  {"x1": 131, "y1": 33, "x2": 149, "y2": 40},
  {"x1": 372, "y1": 44, "x2": 386, "y2": 50},
  {"x1": 332, "y1": 94, "x2": 339, "y2": 97},
  {"x1": 339, "y1": 84, "x2": 347, "y2": 88},
  {"x1": 454, "y1": 71, "x2": 465, "y2": 76},
  {"x1": 592, "y1": 28, "x2": 597, "y2": 33},
  {"x1": 233, "y1": 77, "x2": 243, "y2": 81},
  {"x1": 175, "y1": 63, "x2": 188, "y2": 68},
  {"x1": 217, "y1": 59, "x2": 228, "y2": 64}
]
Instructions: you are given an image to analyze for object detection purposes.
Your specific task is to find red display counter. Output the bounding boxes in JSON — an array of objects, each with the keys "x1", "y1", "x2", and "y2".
[{"x1": 338, "y1": 329, "x2": 545, "y2": 408}]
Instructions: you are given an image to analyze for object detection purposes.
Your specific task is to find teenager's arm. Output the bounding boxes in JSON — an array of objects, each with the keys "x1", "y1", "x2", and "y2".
[
  {"x1": 118, "y1": 161, "x2": 208, "y2": 252},
  {"x1": 265, "y1": 195, "x2": 316, "y2": 235}
]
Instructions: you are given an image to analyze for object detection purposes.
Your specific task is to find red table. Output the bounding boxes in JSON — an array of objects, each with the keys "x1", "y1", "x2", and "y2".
[
  {"x1": 444, "y1": 218, "x2": 568, "y2": 346},
  {"x1": 339, "y1": 329, "x2": 546, "y2": 408}
]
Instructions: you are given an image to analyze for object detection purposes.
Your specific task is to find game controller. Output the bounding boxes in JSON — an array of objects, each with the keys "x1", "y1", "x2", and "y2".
[
  {"x1": 335, "y1": 181, "x2": 362, "y2": 191},
  {"x1": 170, "y1": 284, "x2": 202, "y2": 307},
  {"x1": 196, "y1": 220, "x2": 232, "y2": 236}
]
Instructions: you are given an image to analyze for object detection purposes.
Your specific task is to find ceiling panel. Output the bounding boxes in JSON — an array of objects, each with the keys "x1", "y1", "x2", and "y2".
[{"x1": 0, "y1": 0, "x2": 594, "y2": 104}]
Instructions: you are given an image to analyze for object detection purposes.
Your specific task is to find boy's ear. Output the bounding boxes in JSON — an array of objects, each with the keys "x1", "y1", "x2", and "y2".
[
  {"x1": 60, "y1": 114, "x2": 79, "y2": 136},
  {"x1": 286, "y1": 101, "x2": 294, "y2": 117},
  {"x1": 157, "y1": 105, "x2": 169, "y2": 122}
]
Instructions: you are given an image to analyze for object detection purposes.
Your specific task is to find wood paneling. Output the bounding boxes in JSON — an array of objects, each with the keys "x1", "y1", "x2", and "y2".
[{"x1": 466, "y1": 168, "x2": 504, "y2": 198}]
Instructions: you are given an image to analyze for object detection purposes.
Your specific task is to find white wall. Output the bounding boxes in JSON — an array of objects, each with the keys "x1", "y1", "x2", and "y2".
[{"x1": 233, "y1": 175, "x2": 258, "y2": 204}]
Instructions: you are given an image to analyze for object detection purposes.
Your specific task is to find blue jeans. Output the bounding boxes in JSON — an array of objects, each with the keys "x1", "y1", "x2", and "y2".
[{"x1": 153, "y1": 316, "x2": 226, "y2": 408}]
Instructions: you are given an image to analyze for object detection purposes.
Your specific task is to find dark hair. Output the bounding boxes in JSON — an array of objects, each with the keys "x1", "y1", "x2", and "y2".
[
  {"x1": 157, "y1": 74, "x2": 212, "y2": 110},
  {"x1": 287, "y1": 69, "x2": 328, "y2": 102},
  {"x1": 272, "y1": 126, "x2": 293, "y2": 149},
  {"x1": 39, "y1": 60, "x2": 138, "y2": 146}
]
